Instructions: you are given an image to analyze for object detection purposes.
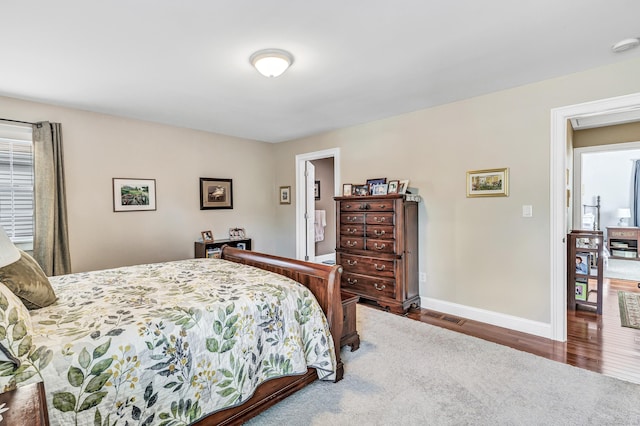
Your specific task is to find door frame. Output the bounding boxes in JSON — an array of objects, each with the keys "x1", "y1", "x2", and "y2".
[
  {"x1": 550, "y1": 92, "x2": 640, "y2": 341},
  {"x1": 295, "y1": 148, "x2": 341, "y2": 261}
]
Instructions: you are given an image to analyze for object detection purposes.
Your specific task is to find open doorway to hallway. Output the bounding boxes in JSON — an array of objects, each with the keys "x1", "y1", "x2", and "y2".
[{"x1": 295, "y1": 148, "x2": 341, "y2": 263}]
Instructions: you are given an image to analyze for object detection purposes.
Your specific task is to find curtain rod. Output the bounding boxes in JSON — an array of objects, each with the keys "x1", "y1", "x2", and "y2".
[{"x1": 0, "y1": 118, "x2": 37, "y2": 126}]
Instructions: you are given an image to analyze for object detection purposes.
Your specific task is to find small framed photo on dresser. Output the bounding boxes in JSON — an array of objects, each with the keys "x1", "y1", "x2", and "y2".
[
  {"x1": 343, "y1": 184, "x2": 353, "y2": 196},
  {"x1": 201, "y1": 230, "x2": 214, "y2": 243},
  {"x1": 371, "y1": 183, "x2": 388, "y2": 195},
  {"x1": 387, "y1": 180, "x2": 399, "y2": 194}
]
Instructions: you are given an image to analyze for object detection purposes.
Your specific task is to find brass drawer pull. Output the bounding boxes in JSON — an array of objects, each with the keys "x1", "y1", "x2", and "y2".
[
  {"x1": 374, "y1": 229, "x2": 386, "y2": 236},
  {"x1": 347, "y1": 216, "x2": 358, "y2": 222},
  {"x1": 347, "y1": 228, "x2": 358, "y2": 234},
  {"x1": 345, "y1": 204, "x2": 352, "y2": 209},
  {"x1": 374, "y1": 283, "x2": 386, "y2": 291},
  {"x1": 359, "y1": 203, "x2": 370, "y2": 210},
  {"x1": 378, "y1": 204, "x2": 388, "y2": 209},
  {"x1": 374, "y1": 217, "x2": 386, "y2": 223},
  {"x1": 346, "y1": 240, "x2": 358, "y2": 247},
  {"x1": 373, "y1": 243, "x2": 386, "y2": 250},
  {"x1": 374, "y1": 263, "x2": 385, "y2": 271},
  {"x1": 347, "y1": 278, "x2": 358, "y2": 285},
  {"x1": 346, "y1": 259, "x2": 357, "y2": 266}
]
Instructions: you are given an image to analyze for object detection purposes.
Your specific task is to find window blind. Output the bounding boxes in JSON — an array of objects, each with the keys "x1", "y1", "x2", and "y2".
[{"x1": 0, "y1": 123, "x2": 34, "y2": 244}]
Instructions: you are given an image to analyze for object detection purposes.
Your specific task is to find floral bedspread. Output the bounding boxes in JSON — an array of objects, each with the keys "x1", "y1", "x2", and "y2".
[{"x1": 2, "y1": 258, "x2": 336, "y2": 425}]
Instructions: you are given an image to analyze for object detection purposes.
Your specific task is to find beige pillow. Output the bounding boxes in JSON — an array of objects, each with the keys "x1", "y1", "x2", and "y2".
[{"x1": 0, "y1": 250, "x2": 57, "y2": 309}]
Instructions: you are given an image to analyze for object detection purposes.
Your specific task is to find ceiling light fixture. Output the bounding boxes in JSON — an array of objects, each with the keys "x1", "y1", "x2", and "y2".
[
  {"x1": 612, "y1": 37, "x2": 640, "y2": 53},
  {"x1": 250, "y1": 49, "x2": 294, "y2": 78}
]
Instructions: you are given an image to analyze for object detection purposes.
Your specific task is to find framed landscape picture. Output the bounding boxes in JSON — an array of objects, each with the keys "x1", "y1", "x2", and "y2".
[
  {"x1": 466, "y1": 168, "x2": 509, "y2": 197},
  {"x1": 200, "y1": 178, "x2": 233, "y2": 209},
  {"x1": 113, "y1": 178, "x2": 156, "y2": 212}
]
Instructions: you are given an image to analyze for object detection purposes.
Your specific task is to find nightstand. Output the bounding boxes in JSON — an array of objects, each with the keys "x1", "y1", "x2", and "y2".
[
  {"x1": 0, "y1": 382, "x2": 49, "y2": 425},
  {"x1": 340, "y1": 291, "x2": 360, "y2": 351}
]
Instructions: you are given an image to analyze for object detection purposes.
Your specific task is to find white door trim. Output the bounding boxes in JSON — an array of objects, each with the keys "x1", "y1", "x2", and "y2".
[
  {"x1": 295, "y1": 148, "x2": 341, "y2": 261},
  {"x1": 550, "y1": 92, "x2": 640, "y2": 341}
]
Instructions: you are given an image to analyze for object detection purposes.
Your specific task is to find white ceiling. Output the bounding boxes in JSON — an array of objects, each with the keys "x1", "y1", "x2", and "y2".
[{"x1": 1, "y1": 1, "x2": 640, "y2": 143}]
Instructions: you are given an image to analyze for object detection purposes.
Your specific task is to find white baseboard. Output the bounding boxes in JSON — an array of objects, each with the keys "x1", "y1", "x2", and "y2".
[{"x1": 421, "y1": 296, "x2": 553, "y2": 340}]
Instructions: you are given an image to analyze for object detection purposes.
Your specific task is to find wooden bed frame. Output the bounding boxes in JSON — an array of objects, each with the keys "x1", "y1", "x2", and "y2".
[{"x1": 194, "y1": 247, "x2": 344, "y2": 425}]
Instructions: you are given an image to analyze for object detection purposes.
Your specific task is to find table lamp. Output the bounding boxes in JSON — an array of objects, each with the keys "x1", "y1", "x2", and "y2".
[
  {"x1": 617, "y1": 208, "x2": 632, "y2": 227},
  {"x1": 0, "y1": 226, "x2": 20, "y2": 268}
]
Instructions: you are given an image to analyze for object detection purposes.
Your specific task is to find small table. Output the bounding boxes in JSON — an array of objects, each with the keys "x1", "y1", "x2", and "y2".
[
  {"x1": 0, "y1": 382, "x2": 49, "y2": 425},
  {"x1": 340, "y1": 291, "x2": 360, "y2": 351}
]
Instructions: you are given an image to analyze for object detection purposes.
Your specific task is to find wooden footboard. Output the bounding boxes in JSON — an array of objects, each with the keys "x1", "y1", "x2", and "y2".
[{"x1": 194, "y1": 247, "x2": 343, "y2": 425}]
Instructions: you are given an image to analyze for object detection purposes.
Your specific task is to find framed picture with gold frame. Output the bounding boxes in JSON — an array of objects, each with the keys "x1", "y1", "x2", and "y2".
[
  {"x1": 466, "y1": 168, "x2": 509, "y2": 197},
  {"x1": 279, "y1": 186, "x2": 291, "y2": 204}
]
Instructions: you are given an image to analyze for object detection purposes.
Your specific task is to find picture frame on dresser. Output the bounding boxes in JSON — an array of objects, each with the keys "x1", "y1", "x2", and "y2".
[
  {"x1": 371, "y1": 183, "x2": 388, "y2": 195},
  {"x1": 387, "y1": 180, "x2": 399, "y2": 194},
  {"x1": 343, "y1": 184, "x2": 353, "y2": 196},
  {"x1": 353, "y1": 184, "x2": 368, "y2": 196},
  {"x1": 201, "y1": 230, "x2": 214, "y2": 243},
  {"x1": 366, "y1": 178, "x2": 386, "y2": 194}
]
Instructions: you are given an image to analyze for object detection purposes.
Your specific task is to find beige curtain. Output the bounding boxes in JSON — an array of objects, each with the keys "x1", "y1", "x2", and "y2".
[{"x1": 33, "y1": 122, "x2": 71, "y2": 276}]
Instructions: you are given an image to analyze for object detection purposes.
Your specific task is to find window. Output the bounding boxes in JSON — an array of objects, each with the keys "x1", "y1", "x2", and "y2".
[{"x1": 0, "y1": 122, "x2": 33, "y2": 249}]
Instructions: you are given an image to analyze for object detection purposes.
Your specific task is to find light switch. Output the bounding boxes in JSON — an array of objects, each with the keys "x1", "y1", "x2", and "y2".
[{"x1": 522, "y1": 205, "x2": 533, "y2": 217}]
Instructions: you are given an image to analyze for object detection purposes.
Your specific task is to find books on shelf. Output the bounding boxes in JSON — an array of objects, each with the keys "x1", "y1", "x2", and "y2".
[{"x1": 206, "y1": 247, "x2": 222, "y2": 259}]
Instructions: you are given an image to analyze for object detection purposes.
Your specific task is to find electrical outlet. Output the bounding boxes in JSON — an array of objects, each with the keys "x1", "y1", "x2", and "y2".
[{"x1": 419, "y1": 272, "x2": 427, "y2": 282}]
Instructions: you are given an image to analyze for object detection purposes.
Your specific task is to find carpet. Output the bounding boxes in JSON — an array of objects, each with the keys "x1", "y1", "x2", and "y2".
[
  {"x1": 618, "y1": 291, "x2": 640, "y2": 330},
  {"x1": 604, "y1": 258, "x2": 640, "y2": 281},
  {"x1": 247, "y1": 304, "x2": 640, "y2": 426}
]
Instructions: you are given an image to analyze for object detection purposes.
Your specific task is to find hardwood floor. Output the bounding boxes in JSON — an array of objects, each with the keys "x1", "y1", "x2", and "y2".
[{"x1": 398, "y1": 277, "x2": 640, "y2": 384}]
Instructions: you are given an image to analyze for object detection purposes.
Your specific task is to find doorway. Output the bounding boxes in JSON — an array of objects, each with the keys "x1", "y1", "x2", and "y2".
[
  {"x1": 551, "y1": 92, "x2": 640, "y2": 341},
  {"x1": 295, "y1": 148, "x2": 341, "y2": 262}
]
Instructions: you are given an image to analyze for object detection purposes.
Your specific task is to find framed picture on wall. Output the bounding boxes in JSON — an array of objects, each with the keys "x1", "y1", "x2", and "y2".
[
  {"x1": 200, "y1": 178, "x2": 233, "y2": 209},
  {"x1": 280, "y1": 186, "x2": 291, "y2": 204},
  {"x1": 113, "y1": 178, "x2": 157, "y2": 212},
  {"x1": 466, "y1": 168, "x2": 509, "y2": 197}
]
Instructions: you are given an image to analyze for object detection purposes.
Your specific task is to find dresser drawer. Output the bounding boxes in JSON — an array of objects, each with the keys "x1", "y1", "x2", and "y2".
[
  {"x1": 340, "y1": 224, "x2": 365, "y2": 236},
  {"x1": 366, "y1": 225, "x2": 395, "y2": 240},
  {"x1": 609, "y1": 229, "x2": 638, "y2": 238},
  {"x1": 366, "y1": 212, "x2": 394, "y2": 225},
  {"x1": 366, "y1": 238, "x2": 396, "y2": 254},
  {"x1": 341, "y1": 213, "x2": 365, "y2": 224},
  {"x1": 339, "y1": 236, "x2": 364, "y2": 250},
  {"x1": 342, "y1": 272, "x2": 396, "y2": 299},
  {"x1": 341, "y1": 199, "x2": 395, "y2": 212},
  {"x1": 339, "y1": 253, "x2": 395, "y2": 278}
]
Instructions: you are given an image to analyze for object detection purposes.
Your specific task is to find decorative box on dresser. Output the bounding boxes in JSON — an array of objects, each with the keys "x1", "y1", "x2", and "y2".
[{"x1": 334, "y1": 194, "x2": 420, "y2": 314}]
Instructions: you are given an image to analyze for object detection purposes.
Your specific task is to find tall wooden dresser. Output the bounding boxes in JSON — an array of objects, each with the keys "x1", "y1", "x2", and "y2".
[{"x1": 334, "y1": 194, "x2": 420, "y2": 314}]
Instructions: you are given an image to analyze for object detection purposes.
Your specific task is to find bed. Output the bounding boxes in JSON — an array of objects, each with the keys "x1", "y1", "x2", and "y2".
[{"x1": 0, "y1": 246, "x2": 344, "y2": 425}]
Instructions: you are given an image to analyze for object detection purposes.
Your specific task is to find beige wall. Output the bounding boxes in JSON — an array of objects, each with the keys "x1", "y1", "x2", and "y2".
[
  {"x1": 0, "y1": 96, "x2": 277, "y2": 273},
  {"x1": 272, "y1": 57, "x2": 640, "y2": 324},
  {"x1": 574, "y1": 121, "x2": 640, "y2": 147},
  {"x1": 3, "y1": 56, "x2": 640, "y2": 326}
]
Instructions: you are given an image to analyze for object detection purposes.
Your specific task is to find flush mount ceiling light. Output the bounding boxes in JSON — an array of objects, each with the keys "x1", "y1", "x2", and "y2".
[
  {"x1": 612, "y1": 37, "x2": 640, "y2": 53},
  {"x1": 250, "y1": 49, "x2": 294, "y2": 78}
]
